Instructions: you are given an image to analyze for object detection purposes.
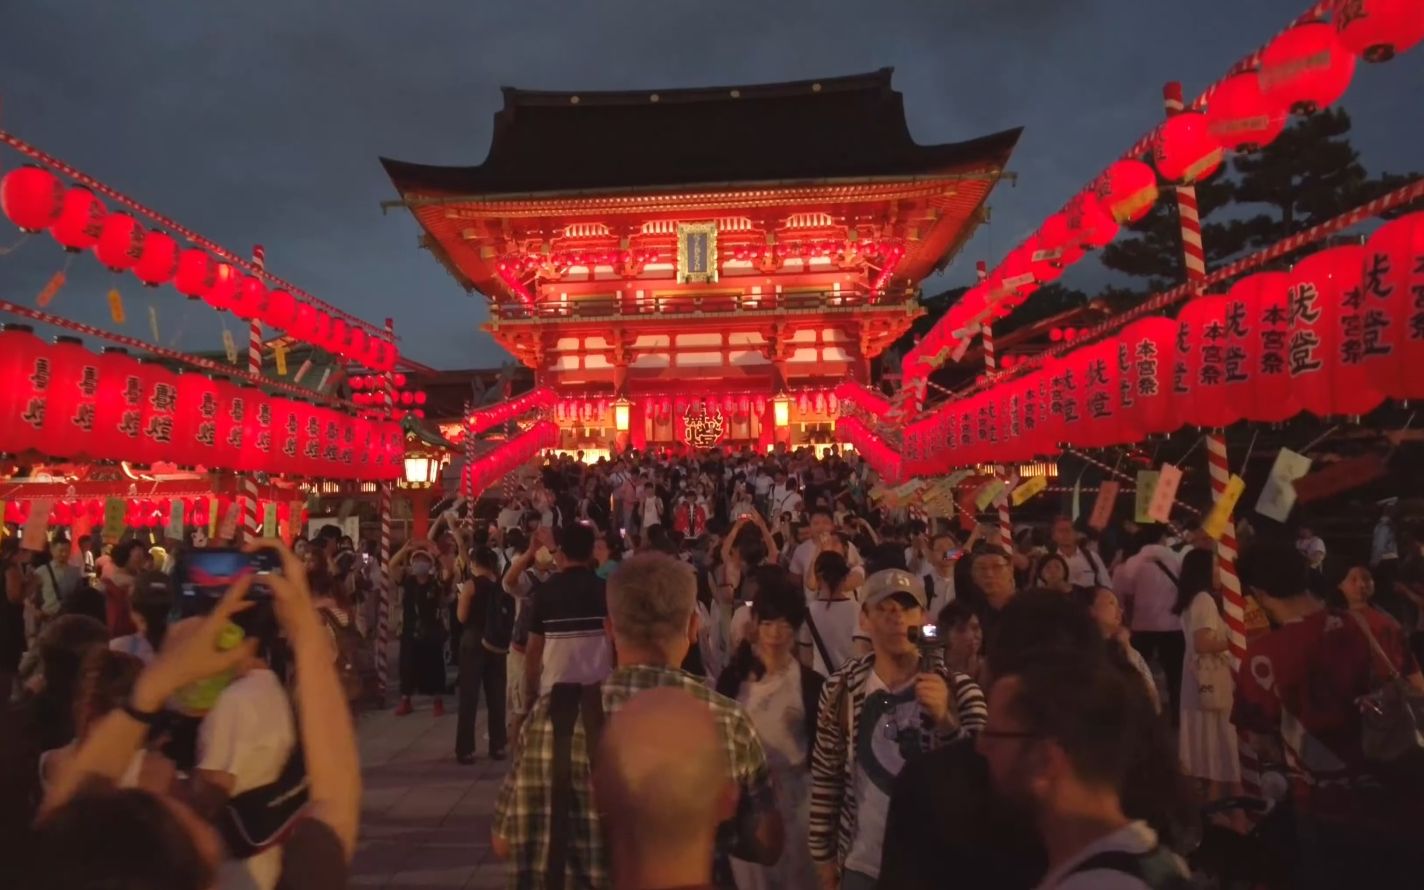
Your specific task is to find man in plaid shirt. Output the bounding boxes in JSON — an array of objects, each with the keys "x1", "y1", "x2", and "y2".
[{"x1": 492, "y1": 551, "x2": 784, "y2": 889}]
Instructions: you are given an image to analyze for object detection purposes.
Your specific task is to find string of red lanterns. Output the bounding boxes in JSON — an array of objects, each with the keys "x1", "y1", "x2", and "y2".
[
  {"x1": 834, "y1": 415, "x2": 902, "y2": 483},
  {"x1": 349, "y1": 372, "x2": 427, "y2": 419},
  {"x1": 465, "y1": 387, "x2": 558, "y2": 437},
  {"x1": 892, "y1": 209, "x2": 1424, "y2": 475},
  {"x1": 902, "y1": 0, "x2": 1415, "y2": 389},
  {"x1": 833, "y1": 381, "x2": 892, "y2": 422},
  {"x1": 0, "y1": 133, "x2": 400, "y2": 370},
  {"x1": 463, "y1": 421, "x2": 558, "y2": 496},
  {"x1": 2, "y1": 495, "x2": 308, "y2": 534},
  {"x1": 0, "y1": 326, "x2": 403, "y2": 480}
]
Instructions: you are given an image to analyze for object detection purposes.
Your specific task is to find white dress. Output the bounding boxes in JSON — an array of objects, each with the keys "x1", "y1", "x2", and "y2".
[
  {"x1": 1178, "y1": 591, "x2": 1240, "y2": 783},
  {"x1": 730, "y1": 660, "x2": 817, "y2": 890}
]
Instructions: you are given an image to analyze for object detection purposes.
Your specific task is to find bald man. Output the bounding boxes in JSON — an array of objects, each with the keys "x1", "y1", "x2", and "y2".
[{"x1": 593, "y1": 687, "x2": 737, "y2": 890}]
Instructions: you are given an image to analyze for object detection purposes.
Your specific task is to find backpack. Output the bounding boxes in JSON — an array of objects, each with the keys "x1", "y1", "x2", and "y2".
[
  {"x1": 1067, "y1": 846, "x2": 1191, "y2": 889},
  {"x1": 483, "y1": 581, "x2": 516, "y2": 654},
  {"x1": 319, "y1": 608, "x2": 379, "y2": 712}
]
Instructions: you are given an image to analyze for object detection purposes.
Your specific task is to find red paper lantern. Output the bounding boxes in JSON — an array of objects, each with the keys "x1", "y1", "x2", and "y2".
[
  {"x1": 50, "y1": 186, "x2": 106, "y2": 251},
  {"x1": 214, "y1": 383, "x2": 250, "y2": 471},
  {"x1": 1153, "y1": 113, "x2": 1224, "y2": 183},
  {"x1": 1095, "y1": 160, "x2": 1160, "y2": 223},
  {"x1": 1288, "y1": 245, "x2": 1364, "y2": 417},
  {"x1": 269, "y1": 399, "x2": 303, "y2": 475},
  {"x1": 1076, "y1": 339, "x2": 1126, "y2": 446},
  {"x1": 1, "y1": 166, "x2": 64, "y2": 233},
  {"x1": 203, "y1": 262, "x2": 240, "y2": 311},
  {"x1": 1205, "y1": 72, "x2": 1288, "y2": 151},
  {"x1": 1121, "y1": 316, "x2": 1180, "y2": 437},
  {"x1": 240, "y1": 391, "x2": 274, "y2": 473},
  {"x1": 175, "y1": 249, "x2": 216, "y2": 300},
  {"x1": 230, "y1": 274, "x2": 266, "y2": 321},
  {"x1": 298, "y1": 402, "x2": 325, "y2": 477},
  {"x1": 1361, "y1": 212, "x2": 1424, "y2": 399},
  {"x1": 95, "y1": 213, "x2": 144, "y2": 271},
  {"x1": 1223, "y1": 271, "x2": 1298, "y2": 423},
  {"x1": 1176, "y1": 296, "x2": 1239, "y2": 428},
  {"x1": 1065, "y1": 192, "x2": 1119, "y2": 249},
  {"x1": 348, "y1": 327, "x2": 368, "y2": 362},
  {"x1": 0, "y1": 325, "x2": 52, "y2": 456},
  {"x1": 308, "y1": 312, "x2": 332, "y2": 351},
  {"x1": 134, "y1": 229, "x2": 179, "y2": 287},
  {"x1": 328, "y1": 318, "x2": 350, "y2": 355},
  {"x1": 1259, "y1": 22, "x2": 1357, "y2": 114},
  {"x1": 1037, "y1": 212, "x2": 1086, "y2": 270},
  {"x1": 262, "y1": 289, "x2": 296, "y2": 330},
  {"x1": 92, "y1": 347, "x2": 144, "y2": 461},
  {"x1": 175, "y1": 372, "x2": 222, "y2": 469},
  {"x1": 1336, "y1": 0, "x2": 1424, "y2": 63},
  {"x1": 134, "y1": 360, "x2": 180, "y2": 467},
  {"x1": 42, "y1": 336, "x2": 102, "y2": 459}
]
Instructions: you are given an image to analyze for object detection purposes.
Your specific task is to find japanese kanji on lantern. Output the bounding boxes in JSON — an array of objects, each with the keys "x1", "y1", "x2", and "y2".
[
  {"x1": 94, "y1": 346, "x2": 144, "y2": 460},
  {"x1": 0, "y1": 325, "x2": 52, "y2": 456},
  {"x1": 215, "y1": 380, "x2": 251, "y2": 471},
  {"x1": 1363, "y1": 211, "x2": 1423, "y2": 400},
  {"x1": 43, "y1": 336, "x2": 101, "y2": 458},
  {"x1": 134, "y1": 360, "x2": 179, "y2": 466},
  {"x1": 175, "y1": 371, "x2": 222, "y2": 469},
  {"x1": 1288, "y1": 245, "x2": 1362, "y2": 417}
]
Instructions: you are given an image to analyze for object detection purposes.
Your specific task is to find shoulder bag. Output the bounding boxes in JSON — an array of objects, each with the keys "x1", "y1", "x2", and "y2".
[{"x1": 1349, "y1": 609, "x2": 1424, "y2": 764}]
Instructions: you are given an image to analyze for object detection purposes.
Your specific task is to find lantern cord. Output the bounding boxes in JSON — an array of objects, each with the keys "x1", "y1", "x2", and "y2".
[
  {"x1": 0, "y1": 128, "x2": 393, "y2": 344},
  {"x1": 1062, "y1": 446, "x2": 1204, "y2": 518},
  {"x1": 1385, "y1": 412, "x2": 1416, "y2": 460},
  {"x1": 934, "y1": 176, "x2": 1424, "y2": 406},
  {"x1": 1298, "y1": 424, "x2": 1340, "y2": 455},
  {"x1": 0, "y1": 296, "x2": 361, "y2": 410},
  {"x1": 0, "y1": 233, "x2": 29, "y2": 257},
  {"x1": 1239, "y1": 428, "x2": 1261, "y2": 476},
  {"x1": 1174, "y1": 434, "x2": 1207, "y2": 468}
]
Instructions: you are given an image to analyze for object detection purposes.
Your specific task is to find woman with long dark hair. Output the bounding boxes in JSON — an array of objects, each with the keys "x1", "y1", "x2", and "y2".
[
  {"x1": 716, "y1": 574, "x2": 823, "y2": 890},
  {"x1": 798, "y1": 550, "x2": 866, "y2": 676},
  {"x1": 1172, "y1": 547, "x2": 1241, "y2": 807},
  {"x1": 107, "y1": 572, "x2": 173, "y2": 665}
]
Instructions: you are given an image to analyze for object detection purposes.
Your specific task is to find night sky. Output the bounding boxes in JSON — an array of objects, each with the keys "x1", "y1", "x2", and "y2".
[{"x1": 2, "y1": 0, "x2": 1419, "y2": 370}]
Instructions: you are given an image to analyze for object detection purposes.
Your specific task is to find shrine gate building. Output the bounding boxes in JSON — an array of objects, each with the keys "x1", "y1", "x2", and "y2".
[{"x1": 382, "y1": 69, "x2": 1019, "y2": 454}]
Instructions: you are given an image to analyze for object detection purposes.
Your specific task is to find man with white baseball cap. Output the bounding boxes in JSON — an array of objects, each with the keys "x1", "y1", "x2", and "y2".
[{"x1": 809, "y1": 570, "x2": 988, "y2": 890}]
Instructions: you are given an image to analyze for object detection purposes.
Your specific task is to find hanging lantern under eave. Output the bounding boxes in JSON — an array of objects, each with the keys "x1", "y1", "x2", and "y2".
[
  {"x1": 1037, "y1": 212, "x2": 1086, "y2": 269},
  {"x1": 1362, "y1": 211, "x2": 1424, "y2": 400},
  {"x1": 1153, "y1": 112, "x2": 1224, "y2": 183},
  {"x1": 1205, "y1": 72, "x2": 1288, "y2": 151},
  {"x1": 95, "y1": 213, "x2": 144, "y2": 271},
  {"x1": 1258, "y1": 22, "x2": 1357, "y2": 115},
  {"x1": 1121, "y1": 316, "x2": 1181, "y2": 438},
  {"x1": 1, "y1": 166, "x2": 64, "y2": 233},
  {"x1": 174, "y1": 249, "x2": 216, "y2": 300},
  {"x1": 134, "y1": 229, "x2": 179, "y2": 287},
  {"x1": 50, "y1": 186, "x2": 106, "y2": 251},
  {"x1": 1095, "y1": 160, "x2": 1160, "y2": 223},
  {"x1": 1336, "y1": 0, "x2": 1424, "y2": 63}
]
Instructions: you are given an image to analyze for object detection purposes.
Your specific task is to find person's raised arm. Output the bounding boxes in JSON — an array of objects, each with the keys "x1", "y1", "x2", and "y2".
[
  {"x1": 388, "y1": 539, "x2": 416, "y2": 584},
  {"x1": 250, "y1": 539, "x2": 361, "y2": 857},
  {"x1": 42, "y1": 576, "x2": 260, "y2": 816}
]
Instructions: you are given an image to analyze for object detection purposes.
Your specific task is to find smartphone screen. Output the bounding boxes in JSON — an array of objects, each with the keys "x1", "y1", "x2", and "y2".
[{"x1": 174, "y1": 547, "x2": 280, "y2": 616}]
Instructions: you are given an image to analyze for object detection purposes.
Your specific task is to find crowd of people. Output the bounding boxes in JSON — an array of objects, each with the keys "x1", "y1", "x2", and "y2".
[{"x1": 4, "y1": 442, "x2": 1424, "y2": 889}]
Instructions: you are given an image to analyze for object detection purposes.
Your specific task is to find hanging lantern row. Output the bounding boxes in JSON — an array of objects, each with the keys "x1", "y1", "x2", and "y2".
[
  {"x1": 497, "y1": 249, "x2": 664, "y2": 278},
  {"x1": 463, "y1": 421, "x2": 558, "y2": 496},
  {"x1": 902, "y1": 9, "x2": 1413, "y2": 389},
  {"x1": 0, "y1": 168, "x2": 399, "y2": 371},
  {"x1": 893, "y1": 210, "x2": 1424, "y2": 475},
  {"x1": 348, "y1": 371, "x2": 425, "y2": 416},
  {"x1": 466, "y1": 387, "x2": 558, "y2": 437},
  {"x1": 0, "y1": 325, "x2": 403, "y2": 479},
  {"x1": 629, "y1": 389, "x2": 839, "y2": 422},
  {"x1": 833, "y1": 381, "x2": 892, "y2": 421},
  {"x1": 3, "y1": 495, "x2": 308, "y2": 532},
  {"x1": 834, "y1": 415, "x2": 902, "y2": 484},
  {"x1": 494, "y1": 238, "x2": 908, "y2": 282}
]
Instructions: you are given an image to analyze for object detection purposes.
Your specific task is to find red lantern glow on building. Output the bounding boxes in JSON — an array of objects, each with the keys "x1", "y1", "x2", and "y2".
[
  {"x1": 1205, "y1": 72, "x2": 1288, "y2": 151},
  {"x1": 134, "y1": 229, "x2": 179, "y2": 287},
  {"x1": 1335, "y1": 0, "x2": 1424, "y2": 63},
  {"x1": 1258, "y1": 22, "x2": 1357, "y2": 114},
  {"x1": 50, "y1": 186, "x2": 106, "y2": 251},
  {"x1": 95, "y1": 213, "x2": 144, "y2": 271},
  {"x1": 1, "y1": 166, "x2": 64, "y2": 233},
  {"x1": 1153, "y1": 112, "x2": 1224, "y2": 183}
]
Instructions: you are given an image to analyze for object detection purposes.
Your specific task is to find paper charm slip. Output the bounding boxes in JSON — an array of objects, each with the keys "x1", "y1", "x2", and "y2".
[
  {"x1": 103, "y1": 497, "x2": 128, "y2": 544},
  {"x1": 107, "y1": 288, "x2": 126, "y2": 324},
  {"x1": 222, "y1": 329, "x2": 238, "y2": 364},
  {"x1": 263, "y1": 502, "x2": 278, "y2": 538},
  {"x1": 1134, "y1": 470, "x2": 1160, "y2": 524},
  {"x1": 1255, "y1": 448, "x2": 1312, "y2": 522},
  {"x1": 1087, "y1": 480, "x2": 1121, "y2": 531},
  {"x1": 974, "y1": 479, "x2": 1007, "y2": 512},
  {"x1": 36, "y1": 271, "x2": 65, "y2": 307},
  {"x1": 218, "y1": 502, "x2": 241, "y2": 540},
  {"x1": 1011, "y1": 475, "x2": 1048, "y2": 507},
  {"x1": 208, "y1": 497, "x2": 221, "y2": 539},
  {"x1": 274, "y1": 342, "x2": 288, "y2": 377},
  {"x1": 166, "y1": 498, "x2": 186, "y2": 541},
  {"x1": 1202, "y1": 474, "x2": 1246, "y2": 540},
  {"x1": 1146, "y1": 463, "x2": 1183, "y2": 523}
]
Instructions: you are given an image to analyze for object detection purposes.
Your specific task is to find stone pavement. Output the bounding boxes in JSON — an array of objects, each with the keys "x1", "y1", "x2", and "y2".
[{"x1": 353, "y1": 698, "x2": 509, "y2": 889}]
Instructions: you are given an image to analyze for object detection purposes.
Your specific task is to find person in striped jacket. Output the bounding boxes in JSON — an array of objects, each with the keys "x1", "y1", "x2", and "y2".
[{"x1": 809, "y1": 569, "x2": 987, "y2": 890}]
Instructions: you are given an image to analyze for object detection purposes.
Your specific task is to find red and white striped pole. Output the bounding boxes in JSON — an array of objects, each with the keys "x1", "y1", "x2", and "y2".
[
  {"x1": 976, "y1": 260, "x2": 1014, "y2": 549},
  {"x1": 243, "y1": 245, "x2": 265, "y2": 543},
  {"x1": 1165, "y1": 81, "x2": 1254, "y2": 792},
  {"x1": 375, "y1": 317, "x2": 395, "y2": 700}
]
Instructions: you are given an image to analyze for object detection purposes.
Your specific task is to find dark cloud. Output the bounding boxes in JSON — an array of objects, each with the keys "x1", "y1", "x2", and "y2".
[{"x1": 1, "y1": 0, "x2": 1418, "y2": 369}]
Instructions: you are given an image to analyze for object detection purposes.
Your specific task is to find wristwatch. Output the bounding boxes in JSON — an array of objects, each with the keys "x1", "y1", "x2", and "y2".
[{"x1": 122, "y1": 697, "x2": 163, "y2": 725}]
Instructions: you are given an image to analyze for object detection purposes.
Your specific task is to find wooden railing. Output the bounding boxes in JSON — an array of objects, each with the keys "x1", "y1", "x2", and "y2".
[{"x1": 487, "y1": 287, "x2": 919, "y2": 321}]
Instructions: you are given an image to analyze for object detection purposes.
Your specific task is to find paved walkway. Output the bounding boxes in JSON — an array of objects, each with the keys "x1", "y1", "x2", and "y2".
[{"x1": 353, "y1": 698, "x2": 509, "y2": 889}]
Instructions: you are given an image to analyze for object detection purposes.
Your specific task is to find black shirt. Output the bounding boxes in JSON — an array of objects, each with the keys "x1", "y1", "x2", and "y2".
[{"x1": 881, "y1": 739, "x2": 1046, "y2": 890}]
